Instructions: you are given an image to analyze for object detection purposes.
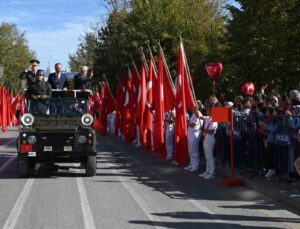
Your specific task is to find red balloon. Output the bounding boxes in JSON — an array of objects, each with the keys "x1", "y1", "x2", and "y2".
[
  {"x1": 241, "y1": 82, "x2": 255, "y2": 96},
  {"x1": 205, "y1": 63, "x2": 223, "y2": 80}
]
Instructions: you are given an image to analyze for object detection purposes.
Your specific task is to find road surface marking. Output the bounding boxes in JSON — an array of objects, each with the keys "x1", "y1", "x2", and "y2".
[
  {"x1": 0, "y1": 139, "x2": 16, "y2": 147},
  {"x1": 0, "y1": 156, "x2": 16, "y2": 174},
  {"x1": 76, "y1": 177, "x2": 96, "y2": 229},
  {"x1": 105, "y1": 138, "x2": 233, "y2": 229},
  {"x1": 2, "y1": 179, "x2": 34, "y2": 229},
  {"x1": 105, "y1": 161, "x2": 166, "y2": 229}
]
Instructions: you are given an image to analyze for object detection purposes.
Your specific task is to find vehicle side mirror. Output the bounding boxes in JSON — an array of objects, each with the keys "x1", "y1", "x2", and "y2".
[{"x1": 16, "y1": 110, "x2": 21, "y2": 119}]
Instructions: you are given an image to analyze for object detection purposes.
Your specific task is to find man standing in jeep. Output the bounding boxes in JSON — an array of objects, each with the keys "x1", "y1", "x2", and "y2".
[{"x1": 19, "y1": 59, "x2": 40, "y2": 90}]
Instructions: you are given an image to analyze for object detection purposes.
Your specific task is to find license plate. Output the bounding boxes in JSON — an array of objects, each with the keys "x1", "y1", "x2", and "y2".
[
  {"x1": 64, "y1": 146, "x2": 72, "y2": 151},
  {"x1": 28, "y1": 152, "x2": 36, "y2": 157},
  {"x1": 44, "y1": 146, "x2": 52, "y2": 151}
]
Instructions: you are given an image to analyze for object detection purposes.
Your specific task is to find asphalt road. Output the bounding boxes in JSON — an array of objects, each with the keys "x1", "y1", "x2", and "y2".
[{"x1": 0, "y1": 129, "x2": 300, "y2": 229}]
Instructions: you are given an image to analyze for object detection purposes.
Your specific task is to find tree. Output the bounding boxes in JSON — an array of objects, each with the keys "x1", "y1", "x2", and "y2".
[
  {"x1": 0, "y1": 23, "x2": 35, "y2": 91},
  {"x1": 68, "y1": 30, "x2": 98, "y2": 72},
  {"x1": 92, "y1": 0, "x2": 227, "y2": 99},
  {"x1": 224, "y1": 0, "x2": 300, "y2": 96}
]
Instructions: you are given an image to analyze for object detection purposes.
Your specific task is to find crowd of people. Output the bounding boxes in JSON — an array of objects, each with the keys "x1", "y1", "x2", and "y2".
[
  {"x1": 106, "y1": 89, "x2": 300, "y2": 189},
  {"x1": 18, "y1": 59, "x2": 300, "y2": 190}
]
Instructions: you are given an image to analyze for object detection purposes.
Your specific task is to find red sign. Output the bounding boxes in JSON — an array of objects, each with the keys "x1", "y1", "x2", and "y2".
[
  {"x1": 211, "y1": 107, "x2": 232, "y2": 123},
  {"x1": 20, "y1": 144, "x2": 32, "y2": 153}
]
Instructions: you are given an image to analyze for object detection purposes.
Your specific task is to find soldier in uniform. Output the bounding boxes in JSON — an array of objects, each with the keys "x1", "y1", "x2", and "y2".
[
  {"x1": 27, "y1": 69, "x2": 52, "y2": 115},
  {"x1": 19, "y1": 59, "x2": 40, "y2": 90},
  {"x1": 28, "y1": 69, "x2": 52, "y2": 99}
]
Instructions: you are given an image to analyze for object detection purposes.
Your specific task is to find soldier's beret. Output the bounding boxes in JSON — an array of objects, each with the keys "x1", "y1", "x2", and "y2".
[{"x1": 30, "y1": 59, "x2": 40, "y2": 65}]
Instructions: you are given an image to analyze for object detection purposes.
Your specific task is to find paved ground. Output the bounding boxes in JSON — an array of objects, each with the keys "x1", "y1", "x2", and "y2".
[{"x1": 0, "y1": 129, "x2": 300, "y2": 229}]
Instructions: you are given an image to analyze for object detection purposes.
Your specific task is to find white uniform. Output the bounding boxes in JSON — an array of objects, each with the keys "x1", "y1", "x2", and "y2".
[
  {"x1": 165, "y1": 110, "x2": 175, "y2": 160},
  {"x1": 187, "y1": 114, "x2": 202, "y2": 171},
  {"x1": 202, "y1": 116, "x2": 218, "y2": 177}
]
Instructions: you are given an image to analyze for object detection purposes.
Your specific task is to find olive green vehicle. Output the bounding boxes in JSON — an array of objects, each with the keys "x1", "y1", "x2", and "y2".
[{"x1": 16, "y1": 90, "x2": 97, "y2": 177}]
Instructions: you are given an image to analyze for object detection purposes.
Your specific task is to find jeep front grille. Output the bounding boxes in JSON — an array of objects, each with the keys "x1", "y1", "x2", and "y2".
[{"x1": 39, "y1": 132, "x2": 76, "y2": 152}]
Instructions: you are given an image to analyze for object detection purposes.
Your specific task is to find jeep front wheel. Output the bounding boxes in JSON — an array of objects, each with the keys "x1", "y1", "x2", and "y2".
[
  {"x1": 85, "y1": 156, "x2": 96, "y2": 176},
  {"x1": 17, "y1": 157, "x2": 29, "y2": 177}
]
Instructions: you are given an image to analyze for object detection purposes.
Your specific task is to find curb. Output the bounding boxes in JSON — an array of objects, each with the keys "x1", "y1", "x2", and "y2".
[{"x1": 217, "y1": 166, "x2": 300, "y2": 212}]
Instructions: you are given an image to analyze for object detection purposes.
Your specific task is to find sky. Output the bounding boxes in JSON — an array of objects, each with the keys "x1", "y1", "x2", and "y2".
[
  {"x1": 0, "y1": 0, "x2": 106, "y2": 70},
  {"x1": 0, "y1": 0, "x2": 240, "y2": 71}
]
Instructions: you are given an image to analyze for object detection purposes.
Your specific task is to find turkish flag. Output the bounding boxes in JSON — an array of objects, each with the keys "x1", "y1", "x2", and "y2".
[
  {"x1": 136, "y1": 63, "x2": 146, "y2": 125},
  {"x1": 123, "y1": 77, "x2": 134, "y2": 144},
  {"x1": 154, "y1": 51, "x2": 167, "y2": 159},
  {"x1": 179, "y1": 42, "x2": 196, "y2": 109},
  {"x1": 105, "y1": 84, "x2": 117, "y2": 114},
  {"x1": 97, "y1": 85, "x2": 108, "y2": 135},
  {"x1": 136, "y1": 61, "x2": 147, "y2": 144},
  {"x1": 0, "y1": 86, "x2": 3, "y2": 127},
  {"x1": 115, "y1": 82, "x2": 123, "y2": 135},
  {"x1": 1, "y1": 86, "x2": 8, "y2": 132},
  {"x1": 142, "y1": 55, "x2": 155, "y2": 153},
  {"x1": 159, "y1": 47, "x2": 175, "y2": 111},
  {"x1": 174, "y1": 45, "x2": 190, "y2": 166},
  {"x1": 130, "y1": 66, "x2": 139, "y2": 139},
  {"x1": 10, "y1": 93, "x2": 19, "y2": 126}
]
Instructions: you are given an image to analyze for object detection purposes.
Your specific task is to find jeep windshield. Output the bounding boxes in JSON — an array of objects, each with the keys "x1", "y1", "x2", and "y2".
[{"x1": 28, "y1": 98, "x2": 88, "y2": 117}]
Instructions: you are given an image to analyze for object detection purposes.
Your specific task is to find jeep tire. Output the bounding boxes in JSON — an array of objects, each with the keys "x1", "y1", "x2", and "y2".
[
  {"x1": 86, "y1": 156, "x2": 96, "y2": 176},
  {"x1": 17, "y1": 157, "x2": 29, "y2": 177}
]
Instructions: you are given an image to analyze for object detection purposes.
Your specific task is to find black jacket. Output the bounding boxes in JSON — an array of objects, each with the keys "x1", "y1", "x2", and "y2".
[
  {"x1": 73, "y1": 74, "x2": 91, "y2": 90},
  {"x1": 19, "y1": 70, "x2": 38, "y2": 89},
  {"x1": 27, "y1": 80, "x2": 52, "y2": 98},
  {"x1": 47, "y1": 72, "x2": 69, "y2": 89}
]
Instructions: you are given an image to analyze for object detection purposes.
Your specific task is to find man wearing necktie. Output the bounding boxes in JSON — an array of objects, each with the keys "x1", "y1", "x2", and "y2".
[
  {"x1": 47, "y1": 63, "x2": 69, "y2": 90},
  {"x1": 19, "y1": 59, "x2": 40, "y2": 90}
]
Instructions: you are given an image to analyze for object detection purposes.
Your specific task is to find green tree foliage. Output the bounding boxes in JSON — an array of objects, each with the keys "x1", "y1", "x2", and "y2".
[
  {"x1": 0, "y1": 23, "x2": 35, "y2": 91},
  {"x1": 91, "y1": 0, "x2": 227, "y2": 98},
  {"x1": 224, "y1": 0, "x2": 300, "y2": 96},
  {"x1": 68, "y1": 30, "x2": 98, "y2": 72}
]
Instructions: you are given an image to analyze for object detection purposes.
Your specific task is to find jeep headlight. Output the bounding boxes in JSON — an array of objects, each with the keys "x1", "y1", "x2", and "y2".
[
  {"x1": 81, "y1": 114, "x2": 93, "y2": 126},
  {"x1": 21, "y1": 113, "x2": 34, "y2": 126},
  {"x1": 78, "y1": 135, "x2": 87, "y2": 144},
  {"x1": 27, "y1": 135, "x2": 37, "y2": 144}
]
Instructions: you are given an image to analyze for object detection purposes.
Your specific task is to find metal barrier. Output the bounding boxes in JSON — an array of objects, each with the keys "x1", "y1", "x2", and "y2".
[{"x1": 216, "y1": 114, "x2": 300, "y2": 178}]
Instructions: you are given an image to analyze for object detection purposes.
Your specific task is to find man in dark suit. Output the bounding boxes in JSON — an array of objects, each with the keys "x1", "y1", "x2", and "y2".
[
  {"x1": 19, "y1": 59, "x2": 40, "y2": 89},
  {"x1": 73, "y1": 66, "x2": 92, "y2": 90},
  {"x1": 47, "y1": 63, "x2": 69, "y2": 90}
]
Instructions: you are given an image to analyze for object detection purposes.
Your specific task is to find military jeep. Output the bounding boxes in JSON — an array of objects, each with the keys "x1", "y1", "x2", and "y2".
[{"x1": 16, "y1": 90, "x2": 97, "y2": 177}]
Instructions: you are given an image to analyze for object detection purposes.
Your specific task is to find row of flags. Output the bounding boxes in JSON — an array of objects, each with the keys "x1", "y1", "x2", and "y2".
[
  {"x1": 95, "y1": 42, "x2": 196, "y2": 166},
  {"x1": 0, "y1": 85, "x2": 25, "y2": 132}
]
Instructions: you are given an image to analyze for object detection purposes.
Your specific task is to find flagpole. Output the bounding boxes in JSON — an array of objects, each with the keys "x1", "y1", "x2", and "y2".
[
  {"x1": 102, "y1": 74, "x2": 117, "y2": 103},
  {"x1": 157, "y1": 41, "x2": 176, "y2": 96},
  {"x1": 179, "y1": 36, "x2": 197, "y2": 103},
  {"x1": 131, "y1": 58, "x2": 140, "y2": 79},
  {"x1": 145, "y1": 40, "x2": 158, "y2": 78},
  {"x1": 139, "y1": 47, "x2": 149, "y2": 74}
]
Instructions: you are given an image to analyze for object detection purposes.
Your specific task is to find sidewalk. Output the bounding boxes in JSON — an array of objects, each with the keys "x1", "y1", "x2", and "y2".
[{"x1": 217, "y1": 165, "x2": 300, "y2": 212}]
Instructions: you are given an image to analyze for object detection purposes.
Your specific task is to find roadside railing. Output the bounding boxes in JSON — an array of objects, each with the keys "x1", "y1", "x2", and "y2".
[{"x1": 216, "y1": 114, "x2": 300, "y2": 179}]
